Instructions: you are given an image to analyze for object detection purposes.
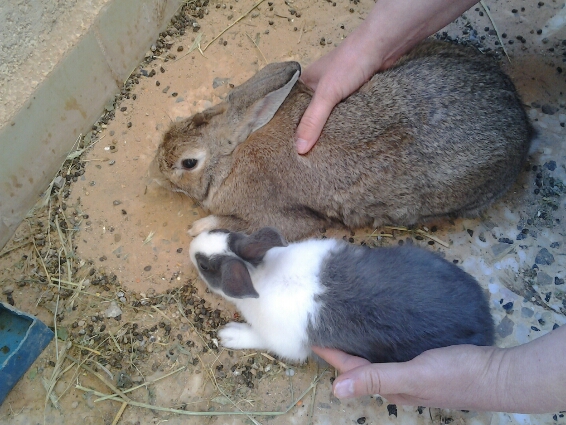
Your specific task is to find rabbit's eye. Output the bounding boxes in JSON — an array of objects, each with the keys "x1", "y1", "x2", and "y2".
[
  {"x1": 195, "y1": 254, "x2": 211, "y2": 272},
  {"x1": 181, "y1": 158, "x2": 198, "y2": 169}
]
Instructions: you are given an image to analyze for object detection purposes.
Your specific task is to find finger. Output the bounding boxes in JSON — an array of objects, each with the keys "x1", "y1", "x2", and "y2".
[
  {"x1": 333, "y1": 362, "x2": 414, "y2": 399},
  {"x1": 311, "y1": 346, "x2": 370, "y2": 373},
  {"x1": 295, "y1": 90, "x2": 337, "y2": 154}
]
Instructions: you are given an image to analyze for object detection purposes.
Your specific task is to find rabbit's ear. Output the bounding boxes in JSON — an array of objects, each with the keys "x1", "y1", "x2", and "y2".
[
  {"x1": 229, "y1": 227, "x2": 287, "y2": 266},
  {"x1": 228, "y1": 62, "x2": 301, "y2": 145},
  {"x1": 191, "y1": 104, "x2": 227, "y2": 128},
  {"x1": 220, "y1": 257, "x2": 259, "y2": 298},
  {"x1": 243, "y1": 69, "x2": 300, "y2": 135}
]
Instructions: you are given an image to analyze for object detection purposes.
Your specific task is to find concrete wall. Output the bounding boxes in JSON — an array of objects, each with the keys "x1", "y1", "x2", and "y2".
[{"x1": 0, "y1": 0, "x2": 185, "y2": 249}]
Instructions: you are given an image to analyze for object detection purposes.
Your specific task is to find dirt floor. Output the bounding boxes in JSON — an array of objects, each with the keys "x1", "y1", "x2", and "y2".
[{"x1": 1, "y1": 0, "x2": 566, "y2": 424}]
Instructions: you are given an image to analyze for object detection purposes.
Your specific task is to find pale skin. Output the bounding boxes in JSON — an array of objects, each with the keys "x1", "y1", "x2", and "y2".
[
  {"x1": 295, "y1": 0, "x2": 480, "y2": 153},
  {"x1": 312, "y1": 324, "x2": 566, "y2": 413}
]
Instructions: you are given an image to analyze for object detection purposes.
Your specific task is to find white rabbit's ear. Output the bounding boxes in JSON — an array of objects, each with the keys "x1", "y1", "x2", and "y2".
[
  {"x1": 229, "y1": 227, "x2": 287, "y2": 266},
  {"x1": 229, "y1": 64, "x2": 300, "y2": 145},
  {"x1": 220, "y1": 257, "x2": 259, "y2": 298}
]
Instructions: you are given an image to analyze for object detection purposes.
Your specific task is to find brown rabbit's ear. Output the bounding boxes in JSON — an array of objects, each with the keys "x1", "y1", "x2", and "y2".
[
  {"x1": 227, "y1": 62, "x2": 301, "y2": 145},
  {"x1": 191, "y1": 104, "x2": 227, "y2": 128},
  {"x1": 220, "y1": 257, "x2": 259, "y2": 298},
  {"x1": 229, "y1": 227, "x2": 287, "y2": 266}
]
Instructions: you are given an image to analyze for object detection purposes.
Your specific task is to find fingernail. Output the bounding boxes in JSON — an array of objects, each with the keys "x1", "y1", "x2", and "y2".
[
  {"x1": 334, "y1": 379, "x2": 354, "y2": 399},
  {"x1": 295, "y1": 137, "x2": 308, "y2": 153}
]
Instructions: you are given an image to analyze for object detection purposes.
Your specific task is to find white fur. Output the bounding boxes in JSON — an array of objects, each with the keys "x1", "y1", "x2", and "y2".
[
  {"x1": 189, "y1": 215, "x2": 221, "y2": 236},
  {"x1": 217, "y1": 322, "x2": 267, "y2": 349},
  {"x1": 189, "y1": 229, "x2": 231, "y2": 264},
  {"x1": 191, "y1": 232, "x2": 340, "y2": 362}
]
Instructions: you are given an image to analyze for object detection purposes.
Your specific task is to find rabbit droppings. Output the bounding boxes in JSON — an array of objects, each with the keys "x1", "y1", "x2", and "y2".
[
  {"x1": 154, "y1": 40, "x2": 533, "y2": 242},
  {"x1": 189, "y1": 227, "x2": 495, "y2": 363}
]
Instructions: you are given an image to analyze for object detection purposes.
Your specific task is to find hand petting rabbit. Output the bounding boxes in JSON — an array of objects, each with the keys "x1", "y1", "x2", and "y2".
[
  {"x1": 189, "y1": 227, "x2": 495, "y2": 363},
  {"x1": 154, "y1": 40, "x2": 533, "y2": 241}
]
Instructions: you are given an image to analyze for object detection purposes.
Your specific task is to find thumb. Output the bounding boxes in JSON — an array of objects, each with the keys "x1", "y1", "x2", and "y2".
[
  {"x1": 333, "y1": 362, "x2": 412, "y2": 399},
  {"x1": 295, "y1": 91, "x2": 337, "y2": 154}
]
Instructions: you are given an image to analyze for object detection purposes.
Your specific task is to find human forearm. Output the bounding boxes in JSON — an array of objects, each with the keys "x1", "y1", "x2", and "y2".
[
  {"x1": 351, "y1": 0, "x2": 480, "y2": 69},
  {"x1": 492, "y1": 324, "x2": 566, "y2": 413}
]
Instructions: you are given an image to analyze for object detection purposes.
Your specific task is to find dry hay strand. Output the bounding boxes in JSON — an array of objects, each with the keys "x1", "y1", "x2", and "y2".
[
  {"x1": 75, "y1": 369, "x2": 327, "y2": 418},
  {"x1": 358, "y1": 225, "x2": 450, "y2": 248},
  {"x1": 175, "y1": 32, "x2": 204, "y2": 61},
  {"x1": 203, "y1": 0, "x2": 268, "y2": 52},
  {"x1": 0, "y1": 241, "x2": 33, "y2": 258},
  {"x1": 246, "y1": 32, "x2": 267, "y2": 64},
  {"x1": 480, "y1": 0, "x2": 510, "y2": 62}
]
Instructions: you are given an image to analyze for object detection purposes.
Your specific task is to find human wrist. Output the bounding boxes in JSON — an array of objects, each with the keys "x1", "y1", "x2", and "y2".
[
  {"x1": 471, "y1": 346, "x2": 512, "y2": 411},
  {"x1": 407, "y1": 345, "x2": 509, "y2": 411},
  {"x1": 447, "y1": 344, "x2": 532, "y2": 413},
  {"x1": 352, "y1": 0, "x2": 480, "y2": 71},
  {"x1": 345, "y1": 25, "x2": 387, "y2": 75},
  {"x1": 351, "y1": 1, "x2": 425, "y2": 70},
  {"x1": 496, "y1": 327, "x2": 566, "y2": 413}
]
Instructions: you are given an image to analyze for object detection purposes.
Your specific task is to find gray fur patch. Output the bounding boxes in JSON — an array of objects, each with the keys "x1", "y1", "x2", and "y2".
[{"x1": 307, "y1": 243, "x2": 494, "y2": 363}]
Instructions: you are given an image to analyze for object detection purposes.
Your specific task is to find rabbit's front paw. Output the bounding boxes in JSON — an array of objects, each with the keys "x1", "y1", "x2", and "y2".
[
  {"x1": 218, "y1": 322, "x2": 266, "y2": 350},
  {"x1": 189, "y1": 215, "x2": 220, "y2": 236}
]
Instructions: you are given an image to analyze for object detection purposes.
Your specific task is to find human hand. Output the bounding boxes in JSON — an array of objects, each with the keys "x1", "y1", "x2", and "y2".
[
  {"x1": 294, "y1": 0, "x2": 481, "y2": 154},
  {"x1": 295, "y1": 33, "x2": 384, "y2": 154},
  {"x1": 314, "y1": 320, "x2": 566, "y2": 414},
  {"x1": 312, "y1": 345, "x2": 504, "y2": 410}
]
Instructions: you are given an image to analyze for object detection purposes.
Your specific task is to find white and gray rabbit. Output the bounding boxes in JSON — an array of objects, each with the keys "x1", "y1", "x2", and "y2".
[
  {"x1": 189, "y1": 227, "x2": 495, "y2": 363},
  {"x1": 154, "y1": 40, "x2": 533, "y2": 242}
]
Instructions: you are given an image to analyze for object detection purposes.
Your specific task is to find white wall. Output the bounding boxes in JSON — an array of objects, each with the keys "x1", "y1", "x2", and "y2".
[{"x1": 0, "y1": 0, "x2": 184, "y2": 249}]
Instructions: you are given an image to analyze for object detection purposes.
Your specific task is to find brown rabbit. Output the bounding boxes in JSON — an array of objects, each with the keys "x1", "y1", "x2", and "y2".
[{"x1": 152, "y1": 40, "x2": 533, "y2": 241}]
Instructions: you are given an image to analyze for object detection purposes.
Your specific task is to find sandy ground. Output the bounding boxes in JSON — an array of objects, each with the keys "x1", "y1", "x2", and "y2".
[{"x1": 1, "y1": 0, "x2": 566, "y2": 424}]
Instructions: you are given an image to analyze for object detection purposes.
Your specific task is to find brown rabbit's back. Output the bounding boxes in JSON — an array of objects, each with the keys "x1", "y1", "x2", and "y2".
[{"x1": 227, "y1": 41, "x2": 532, "y2": 233}]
